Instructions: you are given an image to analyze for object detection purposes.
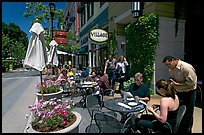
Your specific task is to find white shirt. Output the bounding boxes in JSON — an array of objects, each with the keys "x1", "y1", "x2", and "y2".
[{"x1": 116, "y1": 61, "x2": 129, "y2": 73}]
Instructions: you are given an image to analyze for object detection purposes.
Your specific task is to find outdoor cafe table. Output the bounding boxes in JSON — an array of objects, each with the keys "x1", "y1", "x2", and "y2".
[
  {"x1": 104, "y1": 98, "x2": 146, "y2": 123},
  {"x1": 76, "y1": 81, "x2": 99, "y2": 108}
]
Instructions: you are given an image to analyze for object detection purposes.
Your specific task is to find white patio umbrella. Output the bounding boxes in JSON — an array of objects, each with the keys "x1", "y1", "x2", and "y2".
[
  {"x1": 48, "y1": 39, "x2": 59, "y2": 66},
  {"x1": 23, "y1": 20, "x2": 48, "y2": 100}
]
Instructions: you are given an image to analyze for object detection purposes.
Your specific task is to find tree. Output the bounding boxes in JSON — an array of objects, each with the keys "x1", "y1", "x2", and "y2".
[
  {"x1": 23, "y1": 2, "x2": 79, "y2": 54},
  {"x1": 23, "y1": 2, "x2": 64, "y2": 40},
  {"x1": 2, "y1": 22, "x2": 28, "y2": 62}
]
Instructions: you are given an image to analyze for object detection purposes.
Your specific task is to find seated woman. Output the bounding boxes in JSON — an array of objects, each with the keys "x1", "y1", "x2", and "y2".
[
  {"x1": 55, "y1": 68, "x2": 72, "y2": 88},
  {"x1": 123, "y1": 72, "x2": 150, "y2": 102},
  {"x1": 98, "y1": 71, "x2": 113, "y2": 96},
  {"x1": 87, "y1": 71, "x2": 100, "y2": 82},
  {"x1": 135, "y1": 79, "x2": 179, "y2": 133},
  {"x1": 67, "y1": 67, "x2": 74, "y2": 79}
]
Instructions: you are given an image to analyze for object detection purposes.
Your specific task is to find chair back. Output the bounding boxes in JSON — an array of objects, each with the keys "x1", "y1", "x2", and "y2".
[
  {"x1": 174, "y1": 105, "x2": 186, "y2": 133},
  {"x1": 94, "y1": 111, "x2": 123, "y2": 133},
  {"x1": 86, "y1": 95, "x2": 101, "y2": 118}
]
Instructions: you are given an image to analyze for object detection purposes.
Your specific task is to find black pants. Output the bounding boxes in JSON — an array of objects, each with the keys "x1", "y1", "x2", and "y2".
[
  {"x1": 176, "y1": 90, "x2": 196, "y2": 133},
  {"x1": 135, "y1": 115, "x2": 171, "y2": 133}
]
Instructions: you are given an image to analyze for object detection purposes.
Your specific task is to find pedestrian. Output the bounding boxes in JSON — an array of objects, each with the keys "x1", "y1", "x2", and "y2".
[
  {"x1": 136, "y1": 79, "x2": 179, "y2": 133},
  {"x1": 162, "y1": 55, "x2": 197, "y2": 133},
  {"x1": 103, "y1": 54, "x2": 117, "y2": 89},
  {"x1": 115, "y1": 55, "x2": 129, "y2": 91},
  {"x1": 123, "y1": 72, "x2": 150, "y2": 103}
]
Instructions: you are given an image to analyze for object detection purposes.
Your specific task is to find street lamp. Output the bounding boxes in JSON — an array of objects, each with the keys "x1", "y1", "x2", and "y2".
[
  {"x1": 49, "y1": 2, "x2": 56, "y2": 39},
  {"x1": 132, "y1": 2, "x2": 144, "y2": 18}
]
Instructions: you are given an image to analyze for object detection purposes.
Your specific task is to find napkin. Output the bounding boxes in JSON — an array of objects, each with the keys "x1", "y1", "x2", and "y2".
[
  {"x1": 139, "y1": 100, "x2": 147, "y2": 106},
  {"x1": 117, "y1": 102, "x2": 132, "y2": 109}
]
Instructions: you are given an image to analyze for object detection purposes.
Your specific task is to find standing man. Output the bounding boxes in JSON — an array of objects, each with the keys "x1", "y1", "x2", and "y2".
[
  {"x1": 104, "y1": 54, "x2": 116, "y2": 89},
  {"x1": 162, "y1": 56, "x2": 197, "y2": 133}
]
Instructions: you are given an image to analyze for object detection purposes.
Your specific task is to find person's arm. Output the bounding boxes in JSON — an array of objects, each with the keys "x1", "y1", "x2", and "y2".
[
  {"x1": 104, "y1": 60, "x2": 108, "y2": 74},
  {"x1": 147, "y1": 98, "x2": 168, "y2": 123},
  {"x1": 55, "y1": 74, "x2": 65, "y2": 85}
]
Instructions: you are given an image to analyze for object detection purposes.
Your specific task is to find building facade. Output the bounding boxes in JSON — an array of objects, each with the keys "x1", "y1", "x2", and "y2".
[{"x1": 63, "y1": 2, "x2": 202, "y2": 93}]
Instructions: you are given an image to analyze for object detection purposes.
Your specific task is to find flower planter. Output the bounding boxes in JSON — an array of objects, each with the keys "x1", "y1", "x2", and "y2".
[
  {"x1": 35, "y1": 89, "x2": 63, "y2": 101},
  {"x1": 25, "y1": 111, "x2": 82, "y2": 133}
]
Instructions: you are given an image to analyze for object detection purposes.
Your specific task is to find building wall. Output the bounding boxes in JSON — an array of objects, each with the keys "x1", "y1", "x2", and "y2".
[
  {"x1": 155, "y1": 17, "x2": 185, "y2": 82},
  {"x1": 144, "y1": 2, "x2": 175, "y2": 18}
]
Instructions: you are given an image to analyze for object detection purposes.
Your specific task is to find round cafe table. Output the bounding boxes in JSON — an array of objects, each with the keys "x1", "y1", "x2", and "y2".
[{"x1": 104, "y1": 98, "x2": 145, "y2": 122}]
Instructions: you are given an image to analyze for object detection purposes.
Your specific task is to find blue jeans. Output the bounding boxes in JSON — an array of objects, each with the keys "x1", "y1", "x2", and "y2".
[{"x1": 107, "y1": 69, "x2": 116, "y2": 89}]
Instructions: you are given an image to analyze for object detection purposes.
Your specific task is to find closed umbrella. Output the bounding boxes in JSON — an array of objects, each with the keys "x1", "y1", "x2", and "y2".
[
  {"x1": 23, "y1": 20, "x2": 48, "y2": 100},
  {"x1": 48, "y1": 39, "x2": 59, "y2": 66}
]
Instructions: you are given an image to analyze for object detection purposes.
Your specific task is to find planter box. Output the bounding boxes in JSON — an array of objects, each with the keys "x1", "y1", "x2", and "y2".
[
  {"x1": 24, "y1": 111, "x2": 82, "y2": 133},
  {"x1": 35, "y1": 89, "x2": 63, "y2": 101}
]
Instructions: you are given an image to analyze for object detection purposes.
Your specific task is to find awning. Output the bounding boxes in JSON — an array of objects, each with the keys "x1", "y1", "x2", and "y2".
[
  {"x1": 57, "y1": 50, "x2": 68, "y2": 55},
  {"x1": 57, "y1": 50, "x2": 72, "y2": 56},
  {"x1": 76, "y1": 46, "x2": 88, "y2": 55}
]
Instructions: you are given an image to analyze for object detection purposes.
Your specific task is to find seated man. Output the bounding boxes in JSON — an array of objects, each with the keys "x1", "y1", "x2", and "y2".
[
  {"x1": 123, "y1": 72, "x2": 150, "y2": 103},
  {"x1": 80, "y1": 66, "x2": 89, "y2": 78}
]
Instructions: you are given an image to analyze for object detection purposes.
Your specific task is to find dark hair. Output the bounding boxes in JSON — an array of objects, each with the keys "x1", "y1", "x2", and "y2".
[
  {"x1": 97, "y1": 70, "x2": 104, "y2": 77},
  {"x1": 162, "y1": 56, "x2": 177, "y2": 63},
  {"x1": 156, "y1": 79, "x2": 176, "y2": 99}
]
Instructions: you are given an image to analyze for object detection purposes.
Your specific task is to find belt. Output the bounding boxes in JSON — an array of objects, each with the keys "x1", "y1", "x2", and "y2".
[{"x1": 176, "y1": 89, "x2": 196, "y2": 93}]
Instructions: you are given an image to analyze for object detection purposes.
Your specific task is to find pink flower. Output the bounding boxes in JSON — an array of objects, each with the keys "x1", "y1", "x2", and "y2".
[{"x1": 62, "y1": 120, "x2": 66, "y2": 125}]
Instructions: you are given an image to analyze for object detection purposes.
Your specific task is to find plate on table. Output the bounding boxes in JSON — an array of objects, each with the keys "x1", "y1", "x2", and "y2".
[
  {"x1": 92, "y1": 82, "x2": 98, "y2": 85},
  {"x1": 127, "y1": 98, "x2": 134, "y2": 101},
  {"x1": 128, "y1": 102, "x2": 138, "y2": 106},
  {"x1": 83, "y1": 81, "x2": 92, "y2": 85}
]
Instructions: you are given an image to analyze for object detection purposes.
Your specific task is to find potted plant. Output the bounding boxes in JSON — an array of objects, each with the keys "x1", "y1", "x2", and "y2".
[
  {"x1": 35, "y1": 79, "x2": 63, "y2": 101},
  {"x1": 124, "y1": 77, "x2": 135, "y2": 91},
  {"x1": 25, "y1": 98, "x2": 82, "y2": 133}
]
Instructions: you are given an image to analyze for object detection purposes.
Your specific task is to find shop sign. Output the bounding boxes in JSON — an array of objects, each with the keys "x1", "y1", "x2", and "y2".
[
  {"x1": 55, "y1": 37, "x2": 67, "y2": 45},
  {"x1": 89, "y1": 29, "x2": 108, "y2": 42}
]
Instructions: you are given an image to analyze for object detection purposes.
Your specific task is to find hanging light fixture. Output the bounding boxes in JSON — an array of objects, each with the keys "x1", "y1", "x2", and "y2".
[{"x1": 132, "y1": 2, "x2": 141, "y2": 18}]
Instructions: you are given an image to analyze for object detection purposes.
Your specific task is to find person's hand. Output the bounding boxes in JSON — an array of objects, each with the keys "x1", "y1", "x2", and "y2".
[
  {"x1": 152, "y1": 104, "x2": 160, "y2": 110},
  {"x1": 170, "y1": 79, "x2": 180, "y2": 86},
  {"x1": 124, "y1": 57, "x2": 126, "y2": 61},
  {"x1": 147, "y1": 105, "x2": 154, "y2": 113}
]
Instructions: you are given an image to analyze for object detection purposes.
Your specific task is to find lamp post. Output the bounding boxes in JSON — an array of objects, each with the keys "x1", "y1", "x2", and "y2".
[{"x1": 49, "y1": 2, "x2": 56, "y2": 39}]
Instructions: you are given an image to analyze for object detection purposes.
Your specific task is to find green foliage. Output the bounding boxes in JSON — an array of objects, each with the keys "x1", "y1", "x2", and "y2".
[
  {"x1": 57, "y1": 30, "x2": 79, "y2": 53},
  {"x1": 23, "y1": 3, "x2": 79, "y2": 54},
  {"x1": 2, "y1": 23, "x2": 28, "y2": 63},
  {"x1": 125, "y1": 13, "x2": 159, "y2": 87},
  {"x1": 2, "y1": 60, "x2": 14, "y2": 71},
  {"x1": 124, "y1": 77, "x2": 135, "y2": 91},
  {"x1": 24, "y1": 2, "x2": 64, "y2": 30}
]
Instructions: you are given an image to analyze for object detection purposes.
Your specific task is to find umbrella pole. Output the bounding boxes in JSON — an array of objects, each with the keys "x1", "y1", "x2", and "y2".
[{"x1": 40, "y1": 71, "x2": 44, "y2": 100}]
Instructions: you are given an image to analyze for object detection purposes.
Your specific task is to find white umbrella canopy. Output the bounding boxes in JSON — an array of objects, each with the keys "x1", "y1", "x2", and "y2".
[
  {"x1": 23, "y1": 22, "x2": 48, "y2": 71},
  {"x1": 48, "y1": 39, "x2": 59, "y2": 66},
  {"x1": 23, "y1": 21, "x2": 48, "y2": 100}
]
